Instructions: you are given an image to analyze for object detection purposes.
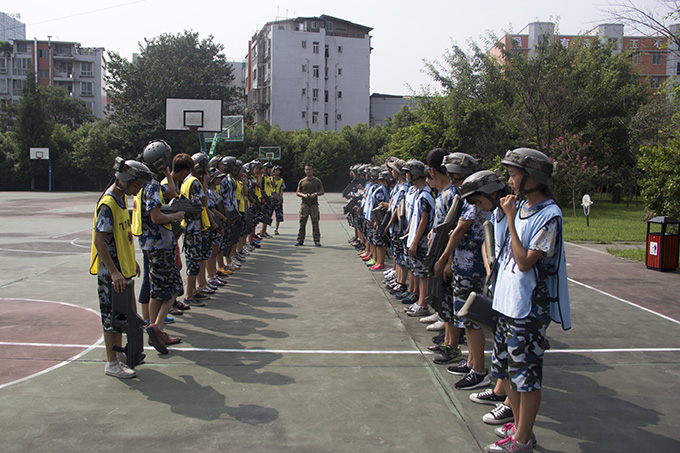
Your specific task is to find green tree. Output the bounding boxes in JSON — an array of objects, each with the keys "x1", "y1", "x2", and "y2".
[
  {"x1": 105, "y1": 30, "x2": 241, "y2": 156},
  {"x1": 41, "y1": 85, "x2": 95, "y2": 128},
  {"x1": 15, "y1": 69, "x2": 53, "y2": 189}
]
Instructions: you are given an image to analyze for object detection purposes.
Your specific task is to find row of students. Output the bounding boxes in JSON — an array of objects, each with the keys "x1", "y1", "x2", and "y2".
[
  {"x1": 91, "y1": 140, "x2": 285, "y2": 379},
  {"x1": 346, "y1": 147, "x2": 571, "y2": 453}
]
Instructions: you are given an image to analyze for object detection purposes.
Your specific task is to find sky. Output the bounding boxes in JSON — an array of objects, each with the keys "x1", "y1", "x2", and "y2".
[{"x1": 9, "y1": 0, "x2": 668, "y2": 95}]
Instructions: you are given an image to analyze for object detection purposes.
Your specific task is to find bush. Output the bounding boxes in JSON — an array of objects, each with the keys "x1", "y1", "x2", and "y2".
[{"x1": 638, "y1": 135, "x2": 680, "y2": 220}]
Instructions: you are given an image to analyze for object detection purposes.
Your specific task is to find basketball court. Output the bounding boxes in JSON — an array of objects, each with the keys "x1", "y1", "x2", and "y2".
[{"x1": 1, "y1": 190, "x2": 679, "y2": 452}]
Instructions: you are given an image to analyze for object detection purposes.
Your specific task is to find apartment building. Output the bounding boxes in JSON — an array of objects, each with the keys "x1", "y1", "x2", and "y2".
[
  {"x1": 246, "y1": 14, "x2": 372, "y2": 131},
  {"x1": 0, "y1": 12, "x2": 25, "y2": 41},
  {"x1": 492, "y1": 22, "x2": 680, "y2": 89},
  {"x1": 0, "y1": 39, "x2": 107, "y2": 118}
]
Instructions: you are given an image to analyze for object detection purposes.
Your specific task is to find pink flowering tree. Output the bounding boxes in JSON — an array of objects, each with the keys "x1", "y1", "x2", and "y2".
[{"x1": 549, "y1": 132, "x2": 608, "y2": 216}]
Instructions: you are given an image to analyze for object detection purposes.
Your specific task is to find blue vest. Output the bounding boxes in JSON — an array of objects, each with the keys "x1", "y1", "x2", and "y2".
[
  {"x1": 407, "y1": 186, "x2": 435, "y2": 248},
  {"x1": 493, "y1": 199, "x2": 571, "y2": 330}
]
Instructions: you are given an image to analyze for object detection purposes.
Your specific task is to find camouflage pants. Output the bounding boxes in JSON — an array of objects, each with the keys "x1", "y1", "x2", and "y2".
[
  {"x1": 491, "y1": 301, "x2": 551, "y2": 392},
  {"x1": 297, "y1": 203, "x2": 320, "y2": 243}
]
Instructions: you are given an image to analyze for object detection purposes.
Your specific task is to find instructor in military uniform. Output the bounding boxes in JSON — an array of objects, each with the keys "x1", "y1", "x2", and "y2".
[{"x1": 295, "y1": 163, "x2": 324, "y2": 246}]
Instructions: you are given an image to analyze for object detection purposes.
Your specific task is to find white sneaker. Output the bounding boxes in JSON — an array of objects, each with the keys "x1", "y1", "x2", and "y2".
[
  {"x1": 420, "y1": 313, "x2": 441, "y2": 324},
  {"x1": 404, "y1": 302, "x2": 419, "y2": 312},
  {"x1": 105, "y1": 361, "x2": 136, "y2": 379},
  {"x1": 426, "y1": 320, "x2": 446, "y2": 331}
]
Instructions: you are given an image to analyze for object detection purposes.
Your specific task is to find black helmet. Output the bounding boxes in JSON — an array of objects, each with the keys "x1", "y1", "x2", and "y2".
[
  {"x1": 459, "y1": 170, "x2": 505, "y2": 200},
  {"x1": 443, "y1": 152, "x2": 479, "y2": 175},
  {"x1": 273, "y1": 165, "x2": 282, "y2": 172},
  {"x1": 191, "y1": 152, "x2": 209, "y2": 175},
  {"x1": 114, "y1": 158, "x2": 153, "y2": 184},
  {"x1": 404, "y1": 159, "x2": 427, "y2": 177},
  {"x1": 501, "y1": 148, "x2": 556, "y2": 187},
  {"x1": 141, "y1": 139, "x2": 172, "y2": 174}
]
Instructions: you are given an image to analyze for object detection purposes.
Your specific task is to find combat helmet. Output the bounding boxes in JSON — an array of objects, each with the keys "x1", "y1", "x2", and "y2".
[
  {"x1": 501, "y1": 148, "x2": 556, "y2": 187},
  {"x1": 141, "y1": 139, "x2": 172, "y2": 174},
  {"x1": 404, "y1": 159, "x2": 427, "y2": 177},
  {"x1": 443, "y1": 152, "x2": 479, "y2": 176},
  {"x1": 191, "y1": 152, "x2": 209, "y2": 175},
  {"x1": 459, "y1": 170, "x2": 505, "y2": 206},
  {"x1": 114, "y1": 158, "x2": 153, "y2": 184}
]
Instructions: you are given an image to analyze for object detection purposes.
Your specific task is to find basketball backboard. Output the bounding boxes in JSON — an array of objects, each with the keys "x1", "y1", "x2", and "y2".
[
  {"x1": 165, "y1": 98, "x2": 223, "y2": 132},
  {"x1": 30, "y1": 148, "x2": 49, "y2": 160},
  {"x1": 258, "y1": 146, "x2": 281, "y2": 161}
]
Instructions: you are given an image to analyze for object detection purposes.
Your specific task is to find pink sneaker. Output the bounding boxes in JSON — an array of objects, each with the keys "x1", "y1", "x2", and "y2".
[{"x1": 369, "y1": 264, "x2": 386, "y2": 271}]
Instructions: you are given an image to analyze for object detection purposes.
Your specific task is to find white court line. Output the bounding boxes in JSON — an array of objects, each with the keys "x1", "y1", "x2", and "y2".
[
  {"x1": 568, "y1": 277, "x2": 680, "y2": 326},
  {"x1": 0, "y1": 299, "x2": 102, "y2": 390},
  {"x1": 2, "y1": 342, "x2": 679, "y2": 355},
  {"x1": 0, "y1": 246, "x2": 87, "y2": 255}
]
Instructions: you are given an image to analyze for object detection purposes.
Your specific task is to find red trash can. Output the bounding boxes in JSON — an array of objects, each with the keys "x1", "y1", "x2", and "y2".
[{"x1": 646, "y1": 216, "x2": 680, "y2": 271}]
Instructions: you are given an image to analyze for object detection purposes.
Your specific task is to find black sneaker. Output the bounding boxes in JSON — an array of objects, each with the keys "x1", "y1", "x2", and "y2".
[
  {"x1": 447, "y1": 360, "x2": 472, "y2": 375},
  {"x1": 433, "y1": 345, "x2": 463, "y2": 364},
  {"x1": 454, "y1": 369, "x2": 491, "y2": 390},
  {"x1": 469, "y1": 389, "x2": 505, "y2": 405},
  {"x1": 432, "y1": 333, "x2": 445, "y2": 344},
  {"x1": 483, "y1": 403, "x2": 514, "y2": 425}
]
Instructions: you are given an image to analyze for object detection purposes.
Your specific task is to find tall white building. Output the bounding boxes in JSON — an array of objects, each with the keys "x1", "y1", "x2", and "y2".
[
  {"x1": 0, "y1": 12, "x2": 25, "y2": 41},
  {"x1": 246, "y1": 14, "x2": 372, "y2": 131}
]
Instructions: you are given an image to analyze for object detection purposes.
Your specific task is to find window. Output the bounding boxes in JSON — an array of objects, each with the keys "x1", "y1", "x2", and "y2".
[
  {"x1": 0, "y1": 58, "x2": 6, "y2": 73},
  {"x1": 324, "y1": 113, "x2": 329, "y2": 125},
  {"x1": 81, "y1": 81, "x2": 94, "y2": 96},
  {"x1": 0, "y1": 79, "x2": 8, "y2": 94},
  {"x1": 312, "y1": 88, "x2": 319, "y2": 100},
  {"x1": 338, "y1": 68, "x2": 342, "y2": 76},
  {"x1": 325, "y1": 45, "x2": 329, "y2": 58},
  {"x1": 12, "y1": 79, "x2": 23, "y2": 96},
  {"x1": 312, "y1": 65, "x2": 319, "y2": 77},
  {"x1": 38, "y1": 49, "x2": 49, "y2": 58},
  {"x1": 38, "y1": 70, "x2": 49, "y2": 79},
  {"x1": 652, "y1": 52, "x2": 663, "y2": 65},
  {"x1": 324, "y1": 67, "x2": 328, "y2": 79},
  {"x1": 16, "y1": 42, "x2": 28, "y2": 53},
  {"x1": 337, "y1": 113, "x2": 342, "y2": 121},
  {"x1": 326, "y1": 21, "x2": 333, "y2": 31},
  {"x1": 302, "y1": 87, "x2": 306, "y2": 96},
  {"x1": 302, "y1": 111, "x2": 306, "y2": 119},
  {"x1": 302, "y1": 64, "x2": 307, "y2": 72},
  {"x1": 86, "y1": 101, "x2": 95, "y2": 112},
  {"x1": 324, "y1": 90, "x2": 329, "y2": 102},
  {"x1": 302, "y1": 40, "x2": 307, "y2": 48},
  {"x1": 650, "y1": 76, "x2": 662, "y2": 88},
  {"x1": 337, "y1": 91, "x2": 342, "y2": 99},
  {"x1": 338, "y1": 46, "x2": 343, "y2": 53},
  {"x1": 631, "y1": 52, "x2": 639, "y2": 65},
  {"x1": 81, "y1": 61, "x2": 94, "y2": 76},
  {"x1": 312, "y1": 112, "x2": 318, "y2": 124},
  {"x1": 629, "y1": 39, "x2": 639, "y2": 49},
  {"x1": 313, "y1": 42, "x2": 319, "y2": 54},
  {"x1": 13, "y1": 58, "x2": 30, "y2": 76}
]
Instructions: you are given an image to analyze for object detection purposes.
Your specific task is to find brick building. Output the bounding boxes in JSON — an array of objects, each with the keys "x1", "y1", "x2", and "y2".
[{"x1": 492, "y1": 22, "x2": 680, "y2": 89}]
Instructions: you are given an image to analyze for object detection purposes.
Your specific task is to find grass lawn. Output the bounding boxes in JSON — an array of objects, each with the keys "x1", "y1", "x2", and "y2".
[
  {"x1": 562, "y1": 197, "x2": 648, "y2": 243},
  {"x1": 606, "y1": 246, "x2": 646, "y2": 262}
]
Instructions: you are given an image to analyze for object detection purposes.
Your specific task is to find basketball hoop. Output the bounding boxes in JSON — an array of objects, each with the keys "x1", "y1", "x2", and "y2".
[{"x1": 187, "y1": 126, "x2": 199, "y2": 133}]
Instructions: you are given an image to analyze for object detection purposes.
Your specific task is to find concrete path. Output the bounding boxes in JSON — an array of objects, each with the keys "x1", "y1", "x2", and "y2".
[{"x1": 0, "y1": 191, "x2": 678, "y2": 452}]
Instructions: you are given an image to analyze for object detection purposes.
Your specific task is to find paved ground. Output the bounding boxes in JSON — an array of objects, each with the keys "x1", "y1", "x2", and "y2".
[{"x1": 0, "y1": 191, "x2": 679, "y2": 452}]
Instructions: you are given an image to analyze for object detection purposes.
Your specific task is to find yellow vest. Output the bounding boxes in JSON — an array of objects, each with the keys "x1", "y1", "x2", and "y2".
[
  {"x1": 131, "y1": 182, "x2": 172, "y2": 236},
  {"x1": 264, "y1": 175, "x2": 274, "y2": 196},
  {"x1": 273, "y1": 176, "x2": 283, "y2": 193},
  {"x1": 235, "y1": 180, "x2": 245, "y2": 212},
  {"x1": 90, "y1": 194, "x2": 137, "y2": 278},
  {"x1": 180, "y1": 175, "x2": 211, "y2": 230}
]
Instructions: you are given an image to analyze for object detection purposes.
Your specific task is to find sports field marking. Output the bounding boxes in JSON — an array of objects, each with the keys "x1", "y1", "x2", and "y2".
[
  {"x1": 0, "y1": 246, "x2": 87, "y2": 255},
  {"x1": 568, "y1": 277, "x2": 680, "y2": 326},
  {"x1": 0, "y1": 299, "x2": 102, "y2": 390},
  {"x1": 3, "y1": 341, "x2": 679, "y2": 355}
]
